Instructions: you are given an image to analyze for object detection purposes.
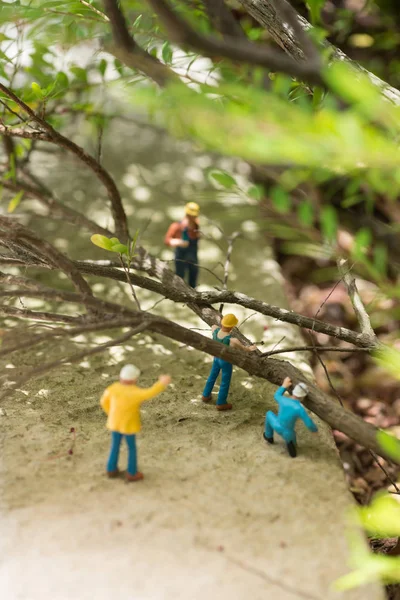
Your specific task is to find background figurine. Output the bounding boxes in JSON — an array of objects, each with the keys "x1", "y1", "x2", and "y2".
[
  {"x1": 202, "y1": 313, "x2": 257, "y2": 411},
  {"x1": 263, "y1": 377, "x2": 318, "y2": 457},
  {"x1": 164, "y1": 202, "x2": 200, "y2": 288},
  {"x1": 100, "y1": 364, "x2": 171, "y2": 481}
]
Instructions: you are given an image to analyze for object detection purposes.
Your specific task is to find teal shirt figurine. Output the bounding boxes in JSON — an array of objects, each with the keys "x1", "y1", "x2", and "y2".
[
  {"x1": 202, "y1": 313, "x2": 257, "y2": 411},
  {"x1": 263, "y1": 377, "x2": 318, "y2": 457}
]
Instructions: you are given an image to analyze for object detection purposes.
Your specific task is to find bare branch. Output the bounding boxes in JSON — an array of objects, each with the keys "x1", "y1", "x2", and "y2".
[
  {"x1": 0, "y1": 324, "x2": 146, "y2": 398},
  {"x1": 0, "y1": 84, "x2": 129, "y2": 239},
  {"x1": 1, "y1": 179, "x2": 113, "y2": 236},
  {"x1": 0, "y1": 305, "x2": 81, "y2": 324},
  {"x1": 103, "y1": 0, "x2": 175, "y2": 86},
  {"x1": 0, "y1": 216, "x2": 93, "y2": 299},
  {"x1": 202, "y1": 0, "x2": 246, "y2": 39},
  {"x1": 146, "y1": 0, "x2": 322, "y2": 84},
  {"x1": 338, "y1": 258, "x2": 378, "y2": 346},
  {"x1": 239, "y1": 0, "x2": 400, "y2": 105},
  {"x1": 219, "y1": 231, "x2": 240, "y2": 313},
  {"x1": 0, "y1": 319, "x2": 134, "y2": 358}
]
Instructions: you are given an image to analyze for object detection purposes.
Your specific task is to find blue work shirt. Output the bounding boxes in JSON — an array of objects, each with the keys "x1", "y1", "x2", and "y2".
[{"x1": 274, "y1": 386, "x2": 318, "y2": 433}]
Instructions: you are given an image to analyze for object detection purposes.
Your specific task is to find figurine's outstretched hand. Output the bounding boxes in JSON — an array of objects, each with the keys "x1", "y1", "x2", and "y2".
[
  {"x1": 159, "y1": 375, "x2": 172, "y2": 386},
  {"x1": 283, "y1": 377, "x2": 292, "y2": 388}
]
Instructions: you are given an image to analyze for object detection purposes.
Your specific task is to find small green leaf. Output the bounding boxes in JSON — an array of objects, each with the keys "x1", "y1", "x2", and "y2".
[
  {"x1": 374, "y1": 346, "x2": 400, "y2": 382},
  {"x1": 109, "y1": 237, "x2": 120, "y2": 245},
  {"x1": 90, "y1": 234, "x2": 114, "y2": 250},
  {"x1": 110, "y1": 243, "x2": 128, "y2": 255},
  {"x1": 307, "y1": 0, "x2": 326, "y2": 25},
  {"x1": 208, "y1": 169, "x2": 236, "y2": 189},
  {"x1": 248, "y1": 185, "x2": 263, "y2": 201},
  {"x1": 373, "y1": 244, "x2": 388, "y2": 275},
  {"x1": 31, "y1": 82, "x2": 43, "y2": 99},
  {"x1": 271, "y1": 186, "x2": 291, "y2": 213},
  {"x1": 99, "y1": 59, "x2": 107, "y2": 77},
  {"x1": 7, "y1": 190, "x2": 24, "y2": 213},
  {"x1": 133, "y1": 14, "x2": 143, "y2": 28},
  {"x1": 358, "y1": 493, "x2": 400, "y2": 536},
  {"x1": 353, "y1": 227, "x2": 372, "y2": 257},
  {"x1": 320, "y1": 205, "x2": 338, "y2": 242},
  {"x1": 377, "y1": 430, "x2": 400, "y2": 463},
  {"x1": 70, "y1": 66, "x2": 87, "y2": 83},
  {"x1": 161, "y1": 41, "x2": 173, "y2": 65},
  {"x1": 298, "y1": 200, "x2": 314, "y2": 227}
]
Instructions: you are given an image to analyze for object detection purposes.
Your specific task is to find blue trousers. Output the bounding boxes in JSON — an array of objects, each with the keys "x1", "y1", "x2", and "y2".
[
  {"x1": 203, "y1": 358, "x2": 233, "y2": 405},
  {"x1": 175, "y1": 257, "x2": 198, "y2": 288},
  {"x1": 107, "y1": 432, "x2": 137, "y2": 476},
  {"x1": 265, "y1": 412, "x2": 296, "y2": 444}
]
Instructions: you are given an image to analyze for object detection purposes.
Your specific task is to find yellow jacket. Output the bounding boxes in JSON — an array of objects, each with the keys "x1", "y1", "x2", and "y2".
[{"x1": 100, "y1": 380, "x2": 166, "y2": 434}]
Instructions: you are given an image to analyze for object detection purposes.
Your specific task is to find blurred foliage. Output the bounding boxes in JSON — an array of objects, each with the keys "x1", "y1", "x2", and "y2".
[{"x1": 335, "y1": 348, "x2": 400, "y2": 590}]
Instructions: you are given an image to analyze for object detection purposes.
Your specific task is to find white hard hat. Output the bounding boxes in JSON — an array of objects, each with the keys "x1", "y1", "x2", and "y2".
[
  {"x1": 120, "y1": 364, "x2": 140, "y2": 381},
  {"x1": 293, "y1": 383, "x2": 308, "y2": 398}
]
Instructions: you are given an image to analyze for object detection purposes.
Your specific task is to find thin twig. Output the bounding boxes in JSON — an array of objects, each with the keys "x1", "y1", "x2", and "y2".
[
  {"x1": 0, "y1": 325, "x2": 147, "y2": 401},
  {"x1": 219, "y1": 231, "x2": 240, "y2": 313},
  {"x1": 119, "y1": 255, "x2": 141, "y2": 311}
]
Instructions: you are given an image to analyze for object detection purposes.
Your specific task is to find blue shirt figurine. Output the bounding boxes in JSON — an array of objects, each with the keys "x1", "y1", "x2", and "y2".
[{"x1": 263, "y1": 377, "x2": 318, "y2": 457}]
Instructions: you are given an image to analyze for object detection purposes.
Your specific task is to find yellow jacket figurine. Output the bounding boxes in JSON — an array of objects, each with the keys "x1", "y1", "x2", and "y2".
[{"x1": 100, "y1": 364, "x2": 171, "y2": 482}]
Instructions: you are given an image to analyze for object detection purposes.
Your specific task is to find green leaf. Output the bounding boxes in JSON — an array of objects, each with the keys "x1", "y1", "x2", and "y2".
[
  {"x1": 298, "y1": 200, "x2": 314, "y2": 227},
  {"x1": 70, "y1": 66, "x2": 87, "y2": 83},
  {"x1": 377, "y1": 430, "x2": 400, "y2": 463},
  {"x1": 320, "y1": 205, "x2": 337, "y2": 242},
  {"x1": 133, "y1": 14, "x2": 142, "y2": 28},
  {"x1": 208, "y1": 169, "x2": 236, "y2": 189},
  {"x1": 358, "y1": 493, "x2": 400, "y2": 536},
  {"x1": 374, "y1": 244, "x2": 388, "y2": 275},
  {"x1": 161, "y1": 41, "x2": 173, "y2": 65},
  {"x1": 99, "y1": 59, "x2": 107, "y2": 77},
  {"x1": 353, "y1": 227, "x2": 372, "y2": 257},
  {"x1": 307, "y1": 0, "x2": 325, "y2": 25},
  {"x1": 374, "y1": 346, "x2": 400, "y2": 381},
  {"x1": 110, "y1": 243, "x2": 128, "y2": 255},
  {"x1": 271, "y1": 186, "x2": 291, "y2": 213},
  {"x1": 90, "y1": 234, "x2": 114, "y2": 250},
  {"x1": 7, "y1": 190, "x2": 24, "y2": 213},
  {"x1": 31, "y1": 82, "x2": 43, "y2": 99},
  {"x1": 248, "y1": 185, "x2": 263, "y2": 201}
]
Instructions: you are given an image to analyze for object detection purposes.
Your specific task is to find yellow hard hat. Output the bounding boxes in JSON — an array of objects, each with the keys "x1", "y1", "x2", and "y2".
[
  {"x1": 185, "y1": 202, "x2": 200, "y2": 217},
  {"x1": 221, "y1": 313, "x2": 238, "y2": 328}
]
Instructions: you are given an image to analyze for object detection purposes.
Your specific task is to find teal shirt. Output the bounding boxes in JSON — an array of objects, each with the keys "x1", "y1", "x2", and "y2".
[{"x1": 274, "y1": 386, "x2": 318, "y2": 433}]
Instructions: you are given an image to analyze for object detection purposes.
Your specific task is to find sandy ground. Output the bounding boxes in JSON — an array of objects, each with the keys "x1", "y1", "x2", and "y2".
[
  {"x1": 0, "y1": 236, "x2": 384, "y2": 600},
  {"x1": 0, "y1": 128, "x2": 384, "y2": 598}
]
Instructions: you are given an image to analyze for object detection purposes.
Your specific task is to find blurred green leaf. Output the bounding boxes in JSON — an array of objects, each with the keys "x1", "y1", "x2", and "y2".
[
  {"x1": 377, "y1": 430, "x2": 400, "y2": 463},
  {"x1": 298, "y1": 200, "x2": 314, "y2": 227},
  {"x1": 320, "y1": 205, "x2": 337, "y2": 242},
  {"x1": 90, "y1": 234, "x2": 114, "y2": 251},
  {"x1": 271, "y1": 186, "x2": 291, "y2": 213},
  {"x1": 161, "y1": 41, "x2": 173, "y2": 65},
  {"x1": 7, "y1": 190, "x2": 24, "y2": 213},
  {"x1": 208, "y1": 170, "x2": 236, "y2": 189},
  {"x1": 357, "y1": 493, "x2": 400, "y2": 537},
  {"x1": 374, "y1": 346, "x2": 400, "y2": 381},
  {"x1": 248, "y1": 184, "x2": 263, "y2": 201},
  {"x1": 31, "y1": 82, "x2": 43, "y2": 99},
  {"x1": 99, "y1": 59, "x2": 107, "y2": 77}
]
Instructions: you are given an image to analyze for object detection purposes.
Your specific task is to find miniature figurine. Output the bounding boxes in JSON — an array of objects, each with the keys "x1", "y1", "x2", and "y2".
[
  {"x1": 263, "y1": 377, "x2": 318, "y2": 457},
  {"x1": 201, "y1": 313, "x2": 257, "y2": 411},
  {"x1": 100, "y1": 364, "x2": 171, "y2": 481},
  {"x1": 164, "y1": 202, "x2": 200, "y2": 288}
]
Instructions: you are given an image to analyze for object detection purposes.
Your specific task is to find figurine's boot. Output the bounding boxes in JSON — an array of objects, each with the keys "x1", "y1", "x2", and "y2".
[
  {"x1": 263, "y1": 432, "x2": 274, "y2": 444},
  {"x1": 201, "y1": 395, "x2": 212, "y2": 403},
  {"x1": 126, "y1": 471, "x2": 144, "y2": 482},
  {"x1": 217, "y1": 403, "x2": 232, "y2": 411},
  {"x1": 107, "y1": 469, "x2": 119, "y2": 478},
  {"x1": 286, "y1": 442, "x2": 297, "y2": 458}
]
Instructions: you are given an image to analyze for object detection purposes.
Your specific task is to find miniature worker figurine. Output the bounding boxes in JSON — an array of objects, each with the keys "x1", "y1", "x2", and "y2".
[
  {"x1": 164, "y1": 202, "x2": 200, "y2": 288},
  {"x1": 100, "y1": 364, "x2": 171, "y2": 481},
  {"x1": 201, "y1": 313, "x2": 257, "y2": 411},
  {"x1": 263, "y1": 377, "x2": 318, "y2": 457}
]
